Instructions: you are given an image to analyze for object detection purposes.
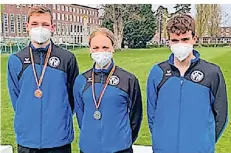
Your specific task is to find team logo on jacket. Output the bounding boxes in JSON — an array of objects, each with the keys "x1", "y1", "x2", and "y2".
[
  {"x1": 87, "y1": 77, "x2": 92, "y2": 83},
  {"x1": 191, "y1": 70, "x2": 204, "y2": 82},
  {"x1": 49, "y1": 57, "x2": 60, "y2": 68},
  {"x1": 109, "y1": 75, "x2": 120, "y2": 86},
  {"x1": 24, "y1": 57, "x2": 31, "y2": 64},
  {"x1": 165, "y1": 69, "x2": 172, "y2": 76}
]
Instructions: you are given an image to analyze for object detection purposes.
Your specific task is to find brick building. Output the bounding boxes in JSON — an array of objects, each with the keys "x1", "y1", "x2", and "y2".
[
  {"x1": 202, "y1": 27, "x2": 231, "y2": 44},
  {"x1": 1, "y1": 4, "x2": 101, "y2": 44}
]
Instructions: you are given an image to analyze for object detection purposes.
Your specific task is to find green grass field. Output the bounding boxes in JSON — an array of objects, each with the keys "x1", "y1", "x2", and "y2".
[{"x1": 1, "y1": 47, "x2": 231, "y2": 153}]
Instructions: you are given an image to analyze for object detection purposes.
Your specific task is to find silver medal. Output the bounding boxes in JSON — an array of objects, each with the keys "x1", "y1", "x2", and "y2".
[{"x1": 94, "y1": 110, "x2": 101, "y2": 120}]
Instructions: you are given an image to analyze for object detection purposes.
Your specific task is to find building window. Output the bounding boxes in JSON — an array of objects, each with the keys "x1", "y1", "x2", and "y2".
[
  {"x1": 22, "y1": 15, "x2": 27, "y2": 33},
  {"x1": 77, "y1": 8, "x2": 79, "y2": 13},
  {"x1": 77, "y1": 35, "x2": 80, "y2": 43},
  {"x1": 65, "y1": 14, "x2": 68, "y2": 21},
  {"x1": 3, "y1": 14, "x2": 9, "y2": 33},
  {"x1": 73, "y1": 15, "x2": 76, "y2": 22},
  {"x1": 93, "y1": 11, "x2": 94, "y2": 16},
  {"x1": 61, "y1": 5, "x2": 64, "y2": 11},
  {"x1": 83, "y1": 9, "x2": 85, "y2": 14},
  {"x1": 16, "y1": 4, "x2": 20, "y2": 8},
  {"x1": 77, "y1": 25, "x2": 79, "y2": 32},
  {"x1": 54, "y1": 24, "x2": 57, "y2": 35},
  {"x1": 73, "y1": 24, "x2": 75, "y2": 33},
  {"x1": 62, "y1": 14, "x2": 64, "y2": 21},
  {"x1": 70, "y1": 15, "x2": 72, "y2": 22},
  {"x1": 28, "y1": 4, "x2": 32, "y2": 7},
  {"x1": 69, "y1": 7, "x2": 72, "y2": 12},
  {"x1": 57, "y1": 13, "x2": 60, "y2": 20},
  {"x1": 17, "y1": 14, "x2": 21, "y2": 33},
  {"x1": 53, "y1": 4, "x2": 56, "y2": 9},
  {"x1": 66, "y1": 24, "x2": 69, "y2": 35},
  {"x1": 70, "y1": 25, "x2": 73, "y2": 33},
  {"x1": 53, "y1": 13, "x2": 56, "y2": 20},
  {"x1": 62, "y1": 24, "x2": 65, "y2": 35},
  {"x1": 87, "y1": 10, "x2": 89, "y2": 15},
  {"x1": 57, "y1": 5, "x2": 60, "y2": 11},
  {"x1": 80, "y1": 9, "x2": 82, "y2": 14},
  {"x1": 80, "y1": 17, "x2": 82, "y2": 23},
  {"x1": 73, "y1": 8, "x2": 75, "y2": 12},
  {"x1": 65, "y1": 6, "x2": 68, "y2": 12},
  {"x1": 21, "y1": 4, "x2": 26, "y2": 7},
  {"x1": 57, "y1": 22, "x2": 61, "y2": 34},
  {"x1": 77, "y1": 16, "x2": 80, "y2": 22},
  {"x1": 10, "y1": 14, "x2": 15, "y2": 33},
  {"x1": 80, "y1": 35, "x2": 83, "y2": 43},
  {"x1": 80, "y1": 25, "x2": 83, "y2": 33}
]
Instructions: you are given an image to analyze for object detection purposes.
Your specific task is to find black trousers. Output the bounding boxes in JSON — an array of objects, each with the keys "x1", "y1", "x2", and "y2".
[
  {"x1": 80, "y1": 147, "x2": 133, "y2": 153},
  {"x1": 18, "y1": 144, "x2": 71, "y2": 153}
]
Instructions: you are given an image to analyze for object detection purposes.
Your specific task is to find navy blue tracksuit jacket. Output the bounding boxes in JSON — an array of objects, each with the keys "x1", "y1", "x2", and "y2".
[
  {"x1": 147, "y1": 50, "x2": 228, "y2": 153},
  {"x1": 7, "y1": 41, "x2": 79, "y2": 148}
]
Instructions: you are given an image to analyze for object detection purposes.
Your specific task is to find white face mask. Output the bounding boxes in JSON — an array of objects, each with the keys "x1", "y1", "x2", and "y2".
[
  {"x1": 170, "y1": 43, "x2": 193, "y2": 62},
  {"x1": 91, "y1": 52, "x2": 113, "y2": 69},
  {"x1": 30, "y1": 26, "x2": 51, "y2": 44}
]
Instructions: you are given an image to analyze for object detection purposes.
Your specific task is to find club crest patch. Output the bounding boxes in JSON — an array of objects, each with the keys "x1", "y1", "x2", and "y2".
[
  {"x1": 49, "y1": 56, "x2": 60, "y2": 68},
  {"x1": 109, "y1": 75, "x2": 120, "y2": 86},
  {"x1": 191, "y1": 70, "x2": 204, "y2": 83}
]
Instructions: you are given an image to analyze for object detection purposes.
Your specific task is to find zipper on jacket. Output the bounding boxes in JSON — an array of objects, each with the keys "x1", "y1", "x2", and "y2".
[
  {"x1": 177, "y1": 78, "x2": 184, "y2": 152},
  {"x1": 39, "y1": 52, "x2": 43, "y2": 149}
]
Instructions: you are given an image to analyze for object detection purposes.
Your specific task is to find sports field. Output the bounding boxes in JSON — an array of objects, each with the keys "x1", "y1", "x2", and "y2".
[{"x1": 1, "y1": 47, "x2": 231, "y2": 153}]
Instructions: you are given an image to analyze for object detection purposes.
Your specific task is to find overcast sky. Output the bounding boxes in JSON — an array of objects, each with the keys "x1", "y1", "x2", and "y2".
[
  {"x1": 87, "y1": 4, "x2": 231, "y2": 27},
  {"x1": 152, "y1": 4, "x2": 231, "y2": 26}
]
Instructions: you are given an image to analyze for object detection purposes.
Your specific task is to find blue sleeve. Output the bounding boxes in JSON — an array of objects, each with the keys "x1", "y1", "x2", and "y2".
[
  {"x1": 73, "y1": 74, "x2": 86, "y2": 129},
  {"x1": 146, "y1": 65, "x2": 163, "y2": 134},
  {"x1": 7, "y1": 55, "x2": 22, "y2": 112}
]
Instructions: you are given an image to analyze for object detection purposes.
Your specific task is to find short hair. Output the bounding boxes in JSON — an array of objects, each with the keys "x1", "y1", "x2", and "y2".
[
  {"x1": 89, "y1": 28, "x2": 115, "y2": 46},
  {"x1": 166, "y1": 14, "x2": 195, "y2": 37},
  {"x1": 27, "y1": 6, "x2": 53, "y2": 23}
]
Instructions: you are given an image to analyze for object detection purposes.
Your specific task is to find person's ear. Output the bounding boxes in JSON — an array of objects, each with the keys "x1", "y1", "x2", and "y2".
[{"x1": 50, "y1": 23, "x2": 56, "y2": 33}]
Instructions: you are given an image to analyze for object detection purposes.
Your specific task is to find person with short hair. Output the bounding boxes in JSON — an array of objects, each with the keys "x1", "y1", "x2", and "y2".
[
  {"x1": 7, "y1": 6, "x2": 79, "y2": 153},
  {"x1": 147, "y1": 14, "x2": 228, "y2": 153}
]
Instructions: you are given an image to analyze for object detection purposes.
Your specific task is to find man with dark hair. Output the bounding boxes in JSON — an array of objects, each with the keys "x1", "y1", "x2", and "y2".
[
  {"x1": 7, "y1": 6, "x2": 79, "y2": 153},
  {"x1": 147, "y1": 14, "x2": 228, "y2": 153}
]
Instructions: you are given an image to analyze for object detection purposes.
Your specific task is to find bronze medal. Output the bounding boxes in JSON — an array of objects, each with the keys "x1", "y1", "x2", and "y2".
[
  {"x1": 34, "y1": 89, "x2": 43, "y2": 98},
  {"x1": 29, "y1": 44, "x2": 51, "y2": 98}
]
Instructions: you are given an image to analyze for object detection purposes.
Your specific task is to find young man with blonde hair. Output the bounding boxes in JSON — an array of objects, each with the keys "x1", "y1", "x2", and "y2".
[
  {"x1": 7, "y1": 6, "x2": 79, "y2": 153},
  {"x1": 147, "y1": 14, "x2": 228, "y2": 153}
]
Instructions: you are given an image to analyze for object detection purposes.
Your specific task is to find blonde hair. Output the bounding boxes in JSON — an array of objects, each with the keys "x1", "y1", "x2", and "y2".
[
  {"x1": 89, "y1": 28, "x2": 115, "y2": 46},
  {"x1": 27, "y1": 6, "x2": 53, "y2": 23}
]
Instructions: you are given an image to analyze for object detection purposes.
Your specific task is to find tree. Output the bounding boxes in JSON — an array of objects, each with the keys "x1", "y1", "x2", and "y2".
[
  {"x1": 207, "y1": 4, "x2": 222, "y2": 43},
  {"x1": 154, "y1": 5, "x2": 169, "y2": 45},
  {"x1": 195, "y1": 4, "x2": 211, "y2": 46},
  {"x1": 101, "y1": 4, "x2": 141, "y2": 50},
  {"x1": 174, "y1": 4, "x2": 191, "y2": 14},
  {"x1": 0, "y1": 4, "x2": 4, "y2": 40},
  {"x1": 123, "y1": 4, "x2": 156, "y2": 48}
]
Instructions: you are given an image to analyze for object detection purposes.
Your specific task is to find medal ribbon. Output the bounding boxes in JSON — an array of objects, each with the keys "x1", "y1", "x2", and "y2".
[
  {"x1": 29, "y1": 44, "x2": 51, "y2": 89},
  {"x1": 91, "y1": 65, "x2": 116, "y2": 109}
]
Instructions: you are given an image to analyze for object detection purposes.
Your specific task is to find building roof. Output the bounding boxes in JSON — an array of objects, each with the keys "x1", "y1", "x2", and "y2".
[{"x1": 71, "y1": 4, "x2": 99, "y2": 10}]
